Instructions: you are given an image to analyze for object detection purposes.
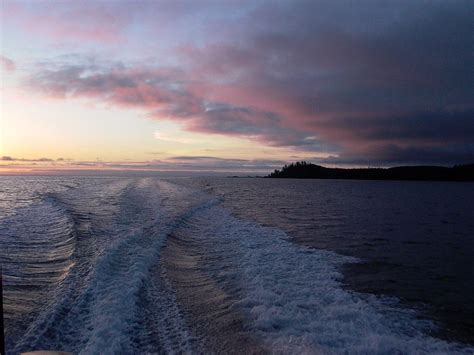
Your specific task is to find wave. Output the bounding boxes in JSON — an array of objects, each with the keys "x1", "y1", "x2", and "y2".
[
  {"x1": 4, "y1": 178, "x2": 472, "y2": 354},
  {"x1": 10, "y1": 179, "x2": 202, "y2": 354},
  {"x1": 162, "y1": 193, "x2": 472, "y2": 354},
  {"x1": 1, "y1": 193, "x2": 76, "y2": 344}
]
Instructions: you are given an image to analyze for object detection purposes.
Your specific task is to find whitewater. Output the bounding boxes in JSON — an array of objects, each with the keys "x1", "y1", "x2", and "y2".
[{"x1": 0, "y1": 176, "x2": 472, "y2": 354}]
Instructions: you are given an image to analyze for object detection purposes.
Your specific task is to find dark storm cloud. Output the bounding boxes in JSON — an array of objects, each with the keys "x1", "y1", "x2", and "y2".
[
  {"x1": 316, "y1": 144, "x2": 474, "y2": 166},
  {"x1": 183, "y1": 0, "x2": 473, "y2": 163},
  {"x1": 22, "y1": 0, "x2": 474, "y2": 165}
]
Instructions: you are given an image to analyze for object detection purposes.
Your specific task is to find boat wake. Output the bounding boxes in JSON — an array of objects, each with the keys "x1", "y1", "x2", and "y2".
[{"x1": 1, "y1": 178, "x2": 471, "y2": 354}]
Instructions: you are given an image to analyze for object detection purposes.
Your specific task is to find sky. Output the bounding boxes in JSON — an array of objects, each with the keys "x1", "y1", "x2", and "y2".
[{"x1": 1, "y1": 0, "x2": 473, "y2": 173}]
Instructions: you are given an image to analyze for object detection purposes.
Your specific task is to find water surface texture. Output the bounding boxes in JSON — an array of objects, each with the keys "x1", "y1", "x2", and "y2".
[{"x1": 0, "y1": 176, "x2": 472, "y2": 354}]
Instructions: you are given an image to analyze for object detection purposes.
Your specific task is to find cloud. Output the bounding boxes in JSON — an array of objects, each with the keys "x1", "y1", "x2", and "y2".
[
  {"x1": 161, "y1": 156, "x2": 287, "y2": 171},
  {"x1": 0, "y1": 155, "x2": 288, "y2": 174},
  {"x1": 15, "y1": 0, "x2": 474, "y2": 165},
  {"x1": 0, "y1": 55, "x2": 15, "y2": 72},
  {"x1": 316, "y1": 144, "x2": 474, "y2": 167},
  {"x1": 1, "y1": 156, "x2": 57, "y2": 162},
  {"x1": 26, "y1": 60, "x2": 335, "y2": 152}
]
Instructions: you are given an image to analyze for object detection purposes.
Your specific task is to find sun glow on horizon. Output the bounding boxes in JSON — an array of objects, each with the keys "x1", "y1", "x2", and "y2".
[
  {"x1": 1, "y1": 1, "x2": 471, "y2": 170},
  {"x1": 1, "y1": 86, "x2": 324, "y2": 174}
]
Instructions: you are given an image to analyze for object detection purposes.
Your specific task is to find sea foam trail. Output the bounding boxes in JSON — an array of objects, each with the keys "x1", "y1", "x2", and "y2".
[
  {"x1": 162, "y1": 186, "x2": 473, "y2": 354},
  {"x1": 6, "y1": 178, "x2": 472, "y2": 354},
  {"x1": 10, "y1": 179, "x2": 200, "y2": 354}
]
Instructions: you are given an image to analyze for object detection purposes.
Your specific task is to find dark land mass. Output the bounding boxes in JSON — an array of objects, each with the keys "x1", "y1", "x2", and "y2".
[{"x1": 267, "y1": 161, "x2": 474, "y2": 181}]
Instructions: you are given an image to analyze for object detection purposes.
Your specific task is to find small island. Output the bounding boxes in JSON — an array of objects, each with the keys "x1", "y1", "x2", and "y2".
[{"x1": 267, "y1": 161, "x2": 474, "y2": 181}]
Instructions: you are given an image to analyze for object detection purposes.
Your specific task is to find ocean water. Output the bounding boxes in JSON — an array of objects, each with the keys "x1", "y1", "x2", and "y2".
[{"x1": 0, "y1": 176, "x2": 472, "y2": 354}]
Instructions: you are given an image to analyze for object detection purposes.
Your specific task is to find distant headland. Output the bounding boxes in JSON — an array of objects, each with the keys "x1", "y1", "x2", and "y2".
[{"x1": 267, "y1": 161, "x2": 474, "y2": 181}]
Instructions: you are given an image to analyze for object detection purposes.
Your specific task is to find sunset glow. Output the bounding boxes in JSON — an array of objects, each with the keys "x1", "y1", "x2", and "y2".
[
  {"x1": 1, "y1": 2, "x2": 473, "y2": 352},
  {"x1": 1, "y1": 0, "x2": 472, "y2": 173}
]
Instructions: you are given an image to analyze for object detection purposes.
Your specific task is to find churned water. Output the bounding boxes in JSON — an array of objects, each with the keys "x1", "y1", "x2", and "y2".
[{"x1": 0, "y1": 176, "x2": 472, "y2": 354}]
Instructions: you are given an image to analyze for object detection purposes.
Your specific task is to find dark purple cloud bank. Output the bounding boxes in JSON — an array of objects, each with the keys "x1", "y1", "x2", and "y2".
[{"x1": 20, "y1": 0, "x2": 474, "y2": 165}]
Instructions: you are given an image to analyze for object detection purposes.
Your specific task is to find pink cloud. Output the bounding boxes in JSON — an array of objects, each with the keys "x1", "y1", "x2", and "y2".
[
  {"x1": 0, "y1": 55, "x2": 16, "y2": 72},
  {"x1": 11, "y1": 0, "x2": 473, "y2": 165}
]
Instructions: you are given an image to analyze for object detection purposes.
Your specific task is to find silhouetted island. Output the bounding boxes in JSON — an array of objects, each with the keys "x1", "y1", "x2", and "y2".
[{"x1": 267, "y1": 161, "x2": 474, "y2": 181}]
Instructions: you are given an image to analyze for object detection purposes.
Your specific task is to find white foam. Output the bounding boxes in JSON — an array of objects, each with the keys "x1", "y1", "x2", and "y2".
[
  {"x1": 8, "y1": 179, "x2": 472, "y2": 354},
  {"x1": 11, "y1": 179, "x2": 198, "y2": 354},
  {"x1": 180, "y1": 202, "x2": 472, "y2": 354}
]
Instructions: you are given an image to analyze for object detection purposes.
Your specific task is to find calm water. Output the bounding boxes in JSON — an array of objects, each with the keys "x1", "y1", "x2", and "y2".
[{"x1": 0, "y1": 175, "x2": 472, "y2": 354}]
